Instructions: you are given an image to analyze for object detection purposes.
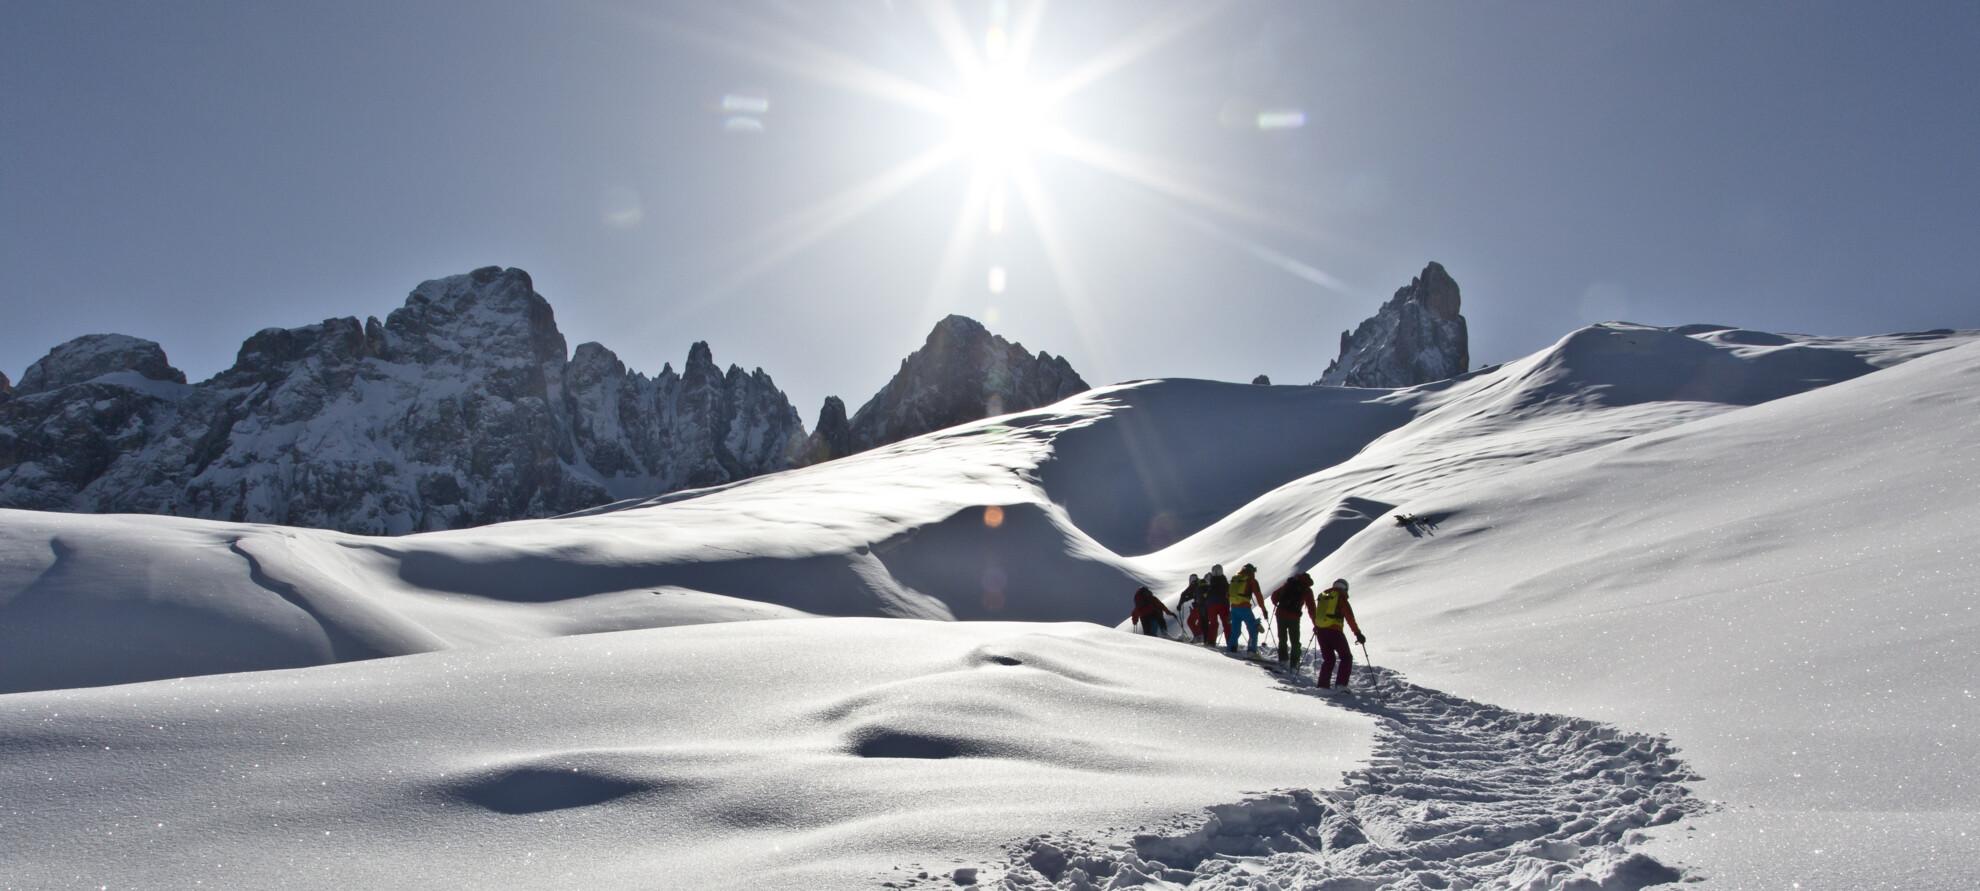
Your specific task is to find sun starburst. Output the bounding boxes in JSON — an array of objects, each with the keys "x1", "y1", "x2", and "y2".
[{"x1": 652, "y1": 0, "x2": 1336, "y2": 334}]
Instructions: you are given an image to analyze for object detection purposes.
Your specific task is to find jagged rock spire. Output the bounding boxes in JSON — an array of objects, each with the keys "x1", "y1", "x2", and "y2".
[
  {"x1": 806, "y1": 314, "x2": 1087, "y2": 461},
  {"x1": 1318, "y1": 261, "x2": 1470, "y2": 388}
]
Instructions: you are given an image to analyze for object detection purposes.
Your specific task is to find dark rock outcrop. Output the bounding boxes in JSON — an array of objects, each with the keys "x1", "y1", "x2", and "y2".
[
  {"x1": 802, "y1": 396, "x2": 854, "y2": 465},
  {"x1": 812, "y1": 314, "x2": 1087, "y2": 458},
  {"x1": 14, "y1": 333, "x2": 186, "y2": 396},
  {"x1": 0, "y1": 336, "x2": 190, "y2": 511},
  {"x1": 1317, "y1": 261, "x2": 1470, "y2": 388},
  {"x1": 0, "y1": 267, "x2": 807, "y2": 534}
]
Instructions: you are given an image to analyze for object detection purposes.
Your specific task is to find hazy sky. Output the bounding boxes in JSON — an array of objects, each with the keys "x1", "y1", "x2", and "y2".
[{"x1": 5, "y1": 1, "x2": 1977, "y2": 420}]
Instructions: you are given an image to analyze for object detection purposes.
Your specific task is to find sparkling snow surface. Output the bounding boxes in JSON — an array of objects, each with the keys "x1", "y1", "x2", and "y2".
[{"x1": 2, "y1": 324, "x2": 1976, "y2": 889}]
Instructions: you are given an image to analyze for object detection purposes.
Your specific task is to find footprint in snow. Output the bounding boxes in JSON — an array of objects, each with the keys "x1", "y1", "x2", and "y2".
[{"x1": 966, "y1": 665, "x2": 1709, "y2": 891}]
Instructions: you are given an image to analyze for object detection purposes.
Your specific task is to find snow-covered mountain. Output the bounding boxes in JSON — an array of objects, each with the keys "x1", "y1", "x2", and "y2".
[
  {"x1": 805, "y1": 313, "x2": 1088, "y2": 463},
  {"x1": 0, "y1": 267, "x2": 809, "y2": 533},
  {"x1": 2, "y1": 319, "x2": 1976, "y2": 889},
  {"x1": 1317, "y1": 260, "x2": 1469, "y2": 387}
]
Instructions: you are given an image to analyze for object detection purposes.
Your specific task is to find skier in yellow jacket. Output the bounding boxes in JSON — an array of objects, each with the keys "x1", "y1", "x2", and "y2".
[
  {"x1": 1314, "y1": 578, "x2": 1366, "y2": 691},
  {"x1": 1225, "y1": 564, "x2": 1268, "y2": 656}
]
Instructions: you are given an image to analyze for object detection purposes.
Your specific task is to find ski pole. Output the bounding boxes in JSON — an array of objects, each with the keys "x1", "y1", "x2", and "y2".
[{"x1": 1358, "y1": 639, "x2": 1372, "y2": 666}]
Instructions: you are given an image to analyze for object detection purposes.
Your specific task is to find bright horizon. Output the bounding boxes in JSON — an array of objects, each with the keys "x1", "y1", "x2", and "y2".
[{"x1": 5, "y1": 1, "x2": 1978, "y2": 419}]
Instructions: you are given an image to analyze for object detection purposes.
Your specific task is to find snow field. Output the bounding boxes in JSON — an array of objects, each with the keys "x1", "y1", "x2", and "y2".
[
  {"x1": 0, "y1": 620, "x2": 1368, "y2": 890},
  {"x1": 3, "y1": 322, "x2": 1977, "y2": 889}
]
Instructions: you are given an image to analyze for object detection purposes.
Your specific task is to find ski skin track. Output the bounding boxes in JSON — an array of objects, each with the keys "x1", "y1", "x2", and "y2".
[{"x1": 882, "y1": 658, "x2": 1709, "y2": 891}]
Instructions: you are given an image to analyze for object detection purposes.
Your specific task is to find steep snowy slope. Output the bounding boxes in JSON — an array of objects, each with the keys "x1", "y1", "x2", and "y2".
[
  {"x1": 1143, "y1": 323, "x2": 1969, "y2": 584},
  {"x1": 1305, "y1": 336, "x2": 1980, "y2": 890}
]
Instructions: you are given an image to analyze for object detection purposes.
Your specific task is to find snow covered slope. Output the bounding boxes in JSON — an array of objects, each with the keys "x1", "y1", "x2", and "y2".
[
  {"x1": 1305, "y1": 334, "x2": 1980, "y2": 890},
  {"x1": 0, "y1": 620, "x2": 1368, "y2": 890},
  {"x1": 1, "y1": 324, "x2": 1968, "y2": 696},
  {"x1": 1, "y1": 321, "x2": 1975, "y2": 889}
]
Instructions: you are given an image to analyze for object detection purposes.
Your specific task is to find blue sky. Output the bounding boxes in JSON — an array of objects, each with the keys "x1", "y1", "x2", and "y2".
[{"x1": 5, "y1": 1, "x2": 1976, "y2": 419}]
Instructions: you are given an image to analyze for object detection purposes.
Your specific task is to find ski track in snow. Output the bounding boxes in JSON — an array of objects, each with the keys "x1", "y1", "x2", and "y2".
[{"x1": 887, "y1": 663, "x2": 1708, "y2": 891}]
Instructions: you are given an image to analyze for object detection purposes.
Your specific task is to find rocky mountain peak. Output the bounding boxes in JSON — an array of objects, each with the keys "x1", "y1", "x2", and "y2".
[
  {"x1": 683, "y1": 341, "x2": 722, "y2": 386},
  {"x1": 1412, "y1": 261, "x2": 1462, "y2": 321},
  {"x1": 804, "y1": 396, "x2": 853, "y2": 465},
  {"x1": 1317, "y1": 261, "x2": 1470, "y2": 388},
  {"x1": 14, "y1": 334, "x2": 186, "y2": 396},
  {"x1": 813, "y1": 314, "x2": 1088, "y2": 460},
  {"x1": 384, "y1": 266, "x2": 567, "y2": 372},
  {"x1": 0, "y1": 267, "x2": 809, "y2": 534}
]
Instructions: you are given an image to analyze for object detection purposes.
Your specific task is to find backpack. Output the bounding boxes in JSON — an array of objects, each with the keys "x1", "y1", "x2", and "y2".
[
  {"x1": 1271, "y1": 579, "x2": 1304, "y2": 614},
  {"x1": 1315, "y1": 587, "x2": 1347, "y2": 628}
]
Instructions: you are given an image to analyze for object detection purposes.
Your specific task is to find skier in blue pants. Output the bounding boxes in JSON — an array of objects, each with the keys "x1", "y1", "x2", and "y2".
[{"x1": 1225, "y1": 564, "x2": 1268, "y2": 655}]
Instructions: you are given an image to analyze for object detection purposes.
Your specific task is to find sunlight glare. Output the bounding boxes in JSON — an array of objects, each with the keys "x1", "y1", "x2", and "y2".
[
  {"x1": 949, "y1": 71, "x2": 1050, "y2": 173},
  {"x1": 672, "y1": 0, "x2": 1318, "y2": 339}
]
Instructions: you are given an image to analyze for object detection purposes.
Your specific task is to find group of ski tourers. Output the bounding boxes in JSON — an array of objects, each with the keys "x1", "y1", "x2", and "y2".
[{"x1": 1128, "y1": 565, "x2": 1366, "y2": 692}]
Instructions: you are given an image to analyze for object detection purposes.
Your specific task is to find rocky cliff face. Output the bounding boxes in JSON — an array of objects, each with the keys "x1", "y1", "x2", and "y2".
[
  {"x1": 1317, "y1": 261, "x2": 1470, "y2": 388},
  {"x1": 0, "y1": 267, "x2": 806, "y2": 534},
  {"x1": 812, "y1": 314, "x2": 1088, "y2": 458}
]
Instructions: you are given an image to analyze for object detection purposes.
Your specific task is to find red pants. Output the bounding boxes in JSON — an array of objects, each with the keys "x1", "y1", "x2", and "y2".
[
  {"x1": 1206, "y1": 603, "x2": 1231, "y2": 647},
  {"x1": 1316, "y1": 626, "x2": 1354, "y2": 688}
]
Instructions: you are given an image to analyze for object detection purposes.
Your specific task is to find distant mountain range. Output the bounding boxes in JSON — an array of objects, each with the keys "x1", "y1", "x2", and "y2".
[{"x1": 0, "y1": 267, "x2": 1090, "y2": 533}]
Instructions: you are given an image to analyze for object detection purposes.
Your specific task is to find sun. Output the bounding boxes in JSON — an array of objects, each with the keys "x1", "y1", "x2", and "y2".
[
  {"x1": 947, "y1": 70, "x2": 1050, "y2": 173},
  {"x1": 676, "y1": 0, "x2": 1327, "y2": 348}
]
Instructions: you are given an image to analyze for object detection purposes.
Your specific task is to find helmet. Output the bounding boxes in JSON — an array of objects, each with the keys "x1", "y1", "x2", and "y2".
[
  {"x1": 1211, "y1": 564, "x2": 1223, "y2": 575},
  {"x1": 1296, "y1": 572, "x2": 1312, "y2": 583},
  {"x1": 1242, "y1": 563, "x2": 1256, "y2": 573},
  {"x1": 1188, "y1": 573, "x2": 1200, "y2": 582},
  {"x1": 1334, "y1": 578, "x2": 1350, "y2": 591}
]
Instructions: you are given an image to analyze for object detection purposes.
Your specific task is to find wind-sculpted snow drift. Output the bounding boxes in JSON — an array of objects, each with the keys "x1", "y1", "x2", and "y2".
[{"x1": 1, "y1": 321, "x2": 1977, "y2": 889}]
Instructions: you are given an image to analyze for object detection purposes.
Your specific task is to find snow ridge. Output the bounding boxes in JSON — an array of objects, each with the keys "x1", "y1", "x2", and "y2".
[{"x1": 973, "y1": 667, "x2": 1705, "y2": 891}]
